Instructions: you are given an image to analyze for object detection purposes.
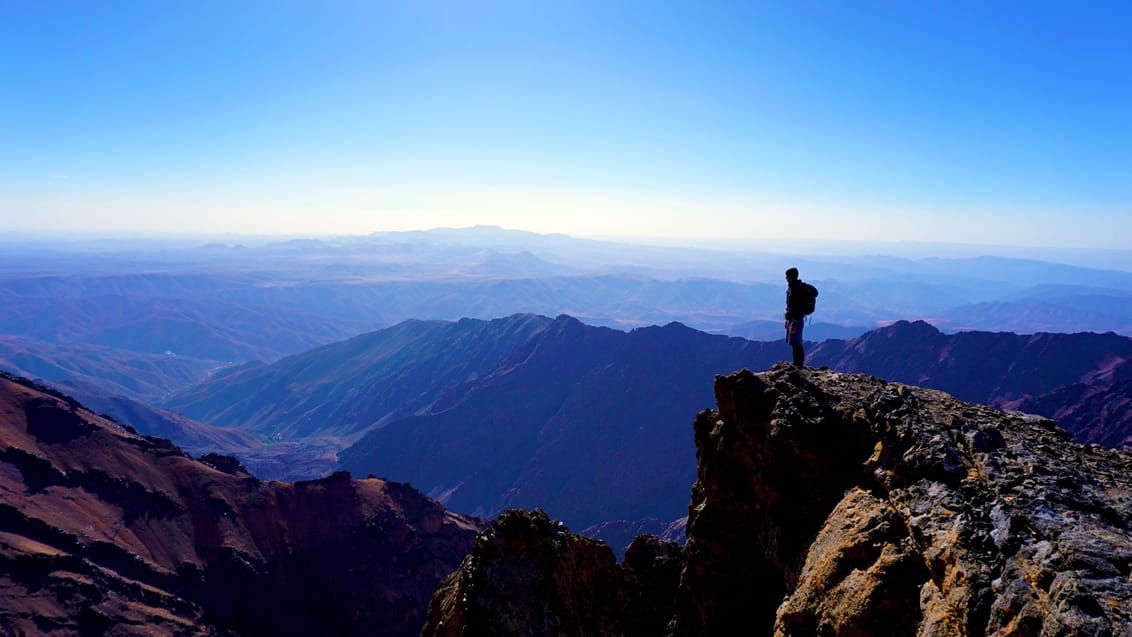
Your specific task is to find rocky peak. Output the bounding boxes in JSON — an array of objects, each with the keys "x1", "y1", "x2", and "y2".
[
  {"x1": 425, "y1": 364, "x2": 1132, "y2": 636},
  {"x1": 678, "y1": 364, "x2": 1132, "y2": 636},
  {"x1": 420, "y1": 508, "x2": 682, "y2": 637}
]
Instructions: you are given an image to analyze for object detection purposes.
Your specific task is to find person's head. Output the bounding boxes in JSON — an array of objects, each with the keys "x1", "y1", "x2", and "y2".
[{"x1": 785, "y1": 267, "x2": 799, "y2": 282}]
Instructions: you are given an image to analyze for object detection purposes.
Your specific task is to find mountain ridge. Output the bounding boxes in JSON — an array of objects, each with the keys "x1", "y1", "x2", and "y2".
[
  {"x1": 148, "y1": 314, "x2": 1132, "y2": 546},
  {"x1": 337, "y1": 315, "x2": 781, "y2": 530},
  {"x1": 811, "y1": 319, "x2": 1132, "y2": 406},
  {"x1": 0, "y1": 370, "x2": 482, "y2": 636},
  {"x1": 165, "y1": 313, "x2": 554, "y2": 441}
]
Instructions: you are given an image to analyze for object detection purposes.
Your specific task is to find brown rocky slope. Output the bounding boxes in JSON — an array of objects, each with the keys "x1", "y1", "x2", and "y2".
[
  {"x1": 425, "y1": 364, "x2": 1132, "y2": 636},
  {"x1": 0, "y1": 371, "x2": 483, "y2": 636}
]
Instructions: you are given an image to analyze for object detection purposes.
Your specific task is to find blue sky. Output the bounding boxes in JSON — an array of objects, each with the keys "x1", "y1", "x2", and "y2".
[{"x1": 2, "y1": 1, "x2": 1129, "y2": 248}]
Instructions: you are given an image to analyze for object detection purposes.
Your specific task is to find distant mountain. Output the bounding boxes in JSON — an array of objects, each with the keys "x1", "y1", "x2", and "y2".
[
  {"x1": 7, "y1": 230, "x2": 1132, "y2": 365},
  {"x1": 0, "y1": 370, "x2": 482, "y2": 636},
  {"x1": 0, "y1": 333, "x2": 354, "y2": 480},
  {"x1": 809, "y1": 320, "x2": 1132, "y2": 405},
  {"x1": 202, "y1": 274, "x2": 787, "y2": 334},
  {"x1": 164, "y1": 312, "x2": 788, "y2": 528},
  {"x1": 0, "y1": 292, "x2": 363, "y2": 361},
  {"x1": 0, "y1": 338, "x2": 346, "y2": 479},
  {"x1": 465, "y1": 249, "x2": 577, "y2": 277},
  {"x1": 723, "y1": 319, "x2": 871, "y2": 342},
  {"x1": 0, "y1": 335, "x2": 216, "y2": 401},
  {"x1": 1007, "y1": 357, "x2": 1132, "y2": 450},
  {"x1": 164, "y1": 314, "x2": 555, "y2": 441},
  {"x1": 936, "y1": 298, "x2": 1132, "y2": 334}
]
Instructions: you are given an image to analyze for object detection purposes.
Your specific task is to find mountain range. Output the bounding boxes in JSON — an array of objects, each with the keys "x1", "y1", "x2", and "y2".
[
  {"x1": 163, "y1": 315, "x2": 783, "y2": 536},
  {"x1": 5, "y1": 228, "x2": 1132, "y2": 376},
  {"x1": 811, "y1": 319, "x2": 1132, "y2": 405},
  {"x1": 4, "y1": 228, "x2": 1132, "y2": 554},
  {"x1": 0, "y1": 335, "x2": 216, "y2": 402},
  {"x1": 7, "y1": 358, "x2": 1130, "y2": 635},
  {"x1": 144, "y1": 314, "x2": 1132, "y2": 553}
]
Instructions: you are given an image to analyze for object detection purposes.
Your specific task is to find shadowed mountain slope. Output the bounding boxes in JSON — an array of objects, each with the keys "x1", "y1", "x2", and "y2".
[
  {"x1": 338, "y1": 315, "x2": 786, "y2": 530},
  {"x1": 165, "y1": 314, "x2": 554, "y2": 441},
  {"x1": 1009, "y1": 356, "x2": 1132, "y2": 450},
  {"x1": 0, "y1": 371, "x2": 482, "y2": 637}
]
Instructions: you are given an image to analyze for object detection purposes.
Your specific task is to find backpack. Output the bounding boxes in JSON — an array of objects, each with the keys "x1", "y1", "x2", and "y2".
[{"x1": 796, "y1": 282, "x2": 818, "y2": 316}]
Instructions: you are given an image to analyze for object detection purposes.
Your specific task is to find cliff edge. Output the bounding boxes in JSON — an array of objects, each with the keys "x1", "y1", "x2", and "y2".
[{"x1": 427, "y1": 364, "x2": 1132, "y2": 636}]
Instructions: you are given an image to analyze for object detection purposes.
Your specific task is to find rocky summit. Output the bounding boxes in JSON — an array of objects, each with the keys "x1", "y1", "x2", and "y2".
[
  {"x1": 425, "y1": 364, "x2": 1132, "y2": 636},
  {"x1": 0, "y1": 371, "x2": 483, "y2": 637}
]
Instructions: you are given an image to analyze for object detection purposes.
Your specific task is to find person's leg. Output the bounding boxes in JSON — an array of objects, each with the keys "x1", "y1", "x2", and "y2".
[{"x1": 787, "y1": 318, "x2": 805, "y2": 368}]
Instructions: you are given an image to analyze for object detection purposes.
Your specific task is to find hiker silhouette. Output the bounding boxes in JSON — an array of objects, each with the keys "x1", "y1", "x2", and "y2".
[{"x1": 784, "y1": 267, "x2": 816, "y2": 368}]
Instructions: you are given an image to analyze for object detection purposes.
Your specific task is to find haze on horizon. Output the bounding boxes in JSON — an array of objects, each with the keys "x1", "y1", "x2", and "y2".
[{"x1": 2, "y1": 1, "x2": 1129, "y2": 250}]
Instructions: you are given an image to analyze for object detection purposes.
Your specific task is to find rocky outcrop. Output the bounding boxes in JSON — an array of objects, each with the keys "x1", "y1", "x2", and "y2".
[
  {"x1": 672, "y1": 364, "x2": 1132, "y2": 636},
  {"x1": 0, "y1": 371, "x2": 483, "y2": 636},
  {"x1": 425, "y1": 364, "x2": 1132, "y2": 636},
  {"x1": 420, "y1": 509, "x2": 682, "y2": 637}
]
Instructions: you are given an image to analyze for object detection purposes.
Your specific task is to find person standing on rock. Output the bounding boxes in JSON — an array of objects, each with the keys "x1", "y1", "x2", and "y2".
[{"x1": 784, "y1": 267, "x2": 811, "y2": 368}]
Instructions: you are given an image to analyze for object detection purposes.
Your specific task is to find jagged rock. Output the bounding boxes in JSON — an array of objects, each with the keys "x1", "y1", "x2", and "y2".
[
  {"x1": 671, "y1": 363, "x2": 1132, "y2": 636},
  {"x1": 0, "y1": 371, "x2": 484, "y2": 636},
  {"x1": 197, "y1": 452, "x2": 250, "y2": 475},
  {"x1": 420, "y1": 509, "x2": 682, "y2": 637},
  {"x1": 622, "y1": 534, "x2": 685, "y2": 637}
]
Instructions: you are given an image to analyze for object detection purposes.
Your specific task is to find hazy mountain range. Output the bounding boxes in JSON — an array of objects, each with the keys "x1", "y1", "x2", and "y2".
[
  {"x1": 4, "y1": 227, "x2": 1132, "y2": 368},
  {"x1": 4, "y1": 227, "x2": 1132, "y2": 548}
]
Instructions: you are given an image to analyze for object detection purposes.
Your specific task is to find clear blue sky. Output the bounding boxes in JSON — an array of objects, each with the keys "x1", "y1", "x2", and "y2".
[{"x1": 2, "y1": 1, "x2": 1129, "y2": 248}]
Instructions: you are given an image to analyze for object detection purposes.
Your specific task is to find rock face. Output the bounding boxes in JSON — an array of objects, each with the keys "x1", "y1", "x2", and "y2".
[
  {"x1": 420, "y1": 509, "x2": 682, "y2": 637},
  {"x1": 0, "y1": 371, "x2": 483, "y2": 636},
  {"x1": 672, "y1": 364, "x2": 1132, "y2": 636},
  {"x1": 425, "y1": 364, "x2": 1132, "y2": 636}
]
